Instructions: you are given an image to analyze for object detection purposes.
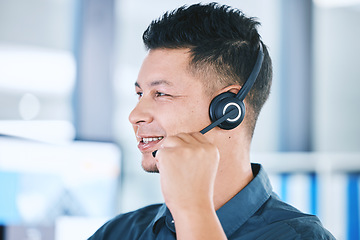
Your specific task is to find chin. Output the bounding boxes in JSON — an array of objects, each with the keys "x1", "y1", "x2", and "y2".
[{"x1": 141, "y1": 154, "x2": 159, "y2": 173}]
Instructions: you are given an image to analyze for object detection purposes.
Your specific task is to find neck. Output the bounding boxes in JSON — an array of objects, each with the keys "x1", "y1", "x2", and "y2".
[{"x1": 212, "y1": 135, "x2": 254, "y2": 210}]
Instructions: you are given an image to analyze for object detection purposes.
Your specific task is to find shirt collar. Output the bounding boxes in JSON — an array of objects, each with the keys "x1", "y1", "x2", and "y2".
[
  {"x1": 152, "y1": 203, "x2": 176, "y2": 234},
  {"x1": 151, "y1": 163, "x2": 272, "y2": 237},
  {"x1": 216, "y1": 163, "x2": 272, "y2": 237}
]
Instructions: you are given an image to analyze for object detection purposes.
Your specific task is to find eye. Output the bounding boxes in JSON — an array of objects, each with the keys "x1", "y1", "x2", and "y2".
[
  {"x1": 136, "y1": 91, "x2": 143, "y2": 99},
  {"x1": 155, "y1": 91, "x2": 167, "y2": 97}
]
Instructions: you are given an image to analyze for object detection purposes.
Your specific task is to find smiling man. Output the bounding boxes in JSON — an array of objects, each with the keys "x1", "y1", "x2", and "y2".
[{"x1": 89, "y1": 3, "x2": 335, "y2": 240}]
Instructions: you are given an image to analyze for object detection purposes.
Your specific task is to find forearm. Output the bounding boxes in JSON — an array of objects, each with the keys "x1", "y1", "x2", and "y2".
[{"x1": 172, "y1": 203, "x2": 227, "y2": 240}]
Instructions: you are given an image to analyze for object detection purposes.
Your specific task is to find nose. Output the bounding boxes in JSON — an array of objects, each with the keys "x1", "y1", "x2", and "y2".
[{"x1": 129, "y1": 98, "x2": 154, "y2": 126}]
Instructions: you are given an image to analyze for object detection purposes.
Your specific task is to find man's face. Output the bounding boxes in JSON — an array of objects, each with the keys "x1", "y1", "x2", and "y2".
[{"x1": 129, "y1": 48, "x2": 213, "y2": 172}]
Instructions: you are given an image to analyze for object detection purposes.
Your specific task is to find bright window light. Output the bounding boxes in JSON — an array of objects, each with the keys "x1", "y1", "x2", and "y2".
[
  {"x1": 0, "y1": 44, "x2": 75, "y2": 95},
  {"x1": 314, "y1": 0, "x2": 360, "y2": 8}
]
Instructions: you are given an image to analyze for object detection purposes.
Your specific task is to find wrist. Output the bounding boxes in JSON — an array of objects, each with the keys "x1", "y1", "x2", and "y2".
[
  {"x1": 170, "y1": 201, "x2": 227, "y2": 240},
  {"x1": 169, "y1": 194, "x2": 214, "y2": 211},
  {"x1": 170, "y1": 198, "x2": 215, "y2": 222}
]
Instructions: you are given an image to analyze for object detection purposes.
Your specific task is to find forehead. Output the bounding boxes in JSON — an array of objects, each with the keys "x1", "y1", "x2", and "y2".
[{"x1": 136, "y1": 48, "x2": 203, "y2": 90}]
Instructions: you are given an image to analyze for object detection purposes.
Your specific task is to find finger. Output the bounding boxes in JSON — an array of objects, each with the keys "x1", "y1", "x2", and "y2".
[
  {"x1": 152, "y1": 134, "x2": 184, "y2": 158},
  {"x1": 175, "y1": 132, "x2": 199, "y2": 144},
  {"x1": 161, "y1": 132, "x2": 208, "y2": 149},
  {"x1": 154, "y1": 147, "x2": 175, "y2": 168},
  {"x1": 189, "y1": 132, "x2": 209, "y2": 144},
  {"x1": 161, "y1": 135, "x2": 188, "y2": 148}
]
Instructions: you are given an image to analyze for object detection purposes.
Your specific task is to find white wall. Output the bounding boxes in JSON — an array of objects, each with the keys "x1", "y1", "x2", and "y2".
[
  {"x1": 0, "y1": 0, "x2": 74, "y2": 50},
  {"x1": 313, "y1": 5, "x2": 360, "y2": 151}
]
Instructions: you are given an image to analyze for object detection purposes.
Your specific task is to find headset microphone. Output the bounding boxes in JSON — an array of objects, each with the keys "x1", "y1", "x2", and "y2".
[{"x1": 152, "y1": 43, "x2": 264, "y2": 158}]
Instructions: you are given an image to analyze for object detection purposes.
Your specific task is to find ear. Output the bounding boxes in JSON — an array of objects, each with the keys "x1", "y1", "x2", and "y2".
[{"x1": 215, "y1": 84, "x2": 242, "y2": 96}]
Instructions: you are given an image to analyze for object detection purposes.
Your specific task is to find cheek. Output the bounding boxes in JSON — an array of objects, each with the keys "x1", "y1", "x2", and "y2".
[
  {"x1": 159, "y1": 111, "x2": 189, "y2": 134},
  {"x1": 161, "y1": 102, "x2": 210, "y2": 134}
]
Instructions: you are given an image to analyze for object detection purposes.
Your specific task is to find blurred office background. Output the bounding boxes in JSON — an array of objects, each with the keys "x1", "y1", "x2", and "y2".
[{"x1": 0, "y1": 0, "x2": 359, "y2": 239}]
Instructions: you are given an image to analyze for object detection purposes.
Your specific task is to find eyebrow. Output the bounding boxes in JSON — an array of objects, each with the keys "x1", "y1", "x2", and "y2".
[{"x1": 135, "y1": 80, "x2": 173, "y2": 88}]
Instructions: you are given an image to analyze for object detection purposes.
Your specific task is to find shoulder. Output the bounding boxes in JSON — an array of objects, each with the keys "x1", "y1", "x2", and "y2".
[
  {"x1": 285, "y1": 216, "x2": 336, "y2": 239},
  {"x1": 259, "y1": 195, "x2": 336, "y2": 239},
  {"x1": 88, "y1": 204, "x2": 163, "y2": 240}
]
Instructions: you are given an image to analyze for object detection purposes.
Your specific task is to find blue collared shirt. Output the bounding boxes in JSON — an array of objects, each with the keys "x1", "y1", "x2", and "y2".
[{"x1": 88, "y1": 163, "x2": 335, "y2": 239}]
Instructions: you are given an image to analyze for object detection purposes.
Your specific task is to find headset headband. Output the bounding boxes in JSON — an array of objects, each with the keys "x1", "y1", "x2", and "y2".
[
  {"x1": 236, "y1": 43, "x2": 264, "y2": 101},
  {"x1": 199, "y1": 42, "x2": 265, "y2": 135}
]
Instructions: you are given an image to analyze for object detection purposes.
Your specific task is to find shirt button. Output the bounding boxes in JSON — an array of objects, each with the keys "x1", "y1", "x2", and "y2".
[{"x1": 171, "y1": 220, "x2": 174, "y2": 224}]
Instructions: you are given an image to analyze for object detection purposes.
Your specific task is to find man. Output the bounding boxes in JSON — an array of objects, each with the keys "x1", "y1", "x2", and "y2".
[{"x1": 89, "y1": 3, "x2": 335, "y2": 239}]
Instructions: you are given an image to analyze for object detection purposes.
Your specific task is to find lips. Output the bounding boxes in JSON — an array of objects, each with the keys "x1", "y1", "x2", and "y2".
[{"x1": 137, "y1": 136, "x2": 164, "y2": 152}]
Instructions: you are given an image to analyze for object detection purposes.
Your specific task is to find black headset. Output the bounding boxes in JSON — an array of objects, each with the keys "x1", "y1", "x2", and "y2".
[
  {"x1": 200, "y1": 43, "x2": 264, "y2": 134},
  {"x1": 152, "y1": 43, "x2": 264, "y2": 157}
]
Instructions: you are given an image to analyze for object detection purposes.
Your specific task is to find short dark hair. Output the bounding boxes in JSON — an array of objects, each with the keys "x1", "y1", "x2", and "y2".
[{"x1": 143, "y1": 2, "x2": 272, "y2": 136}]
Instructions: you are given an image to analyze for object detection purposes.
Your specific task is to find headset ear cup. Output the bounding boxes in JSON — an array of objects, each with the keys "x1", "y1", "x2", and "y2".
[{"x1": 209, "y1": 92, "x2": 245, "y2": 130}]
